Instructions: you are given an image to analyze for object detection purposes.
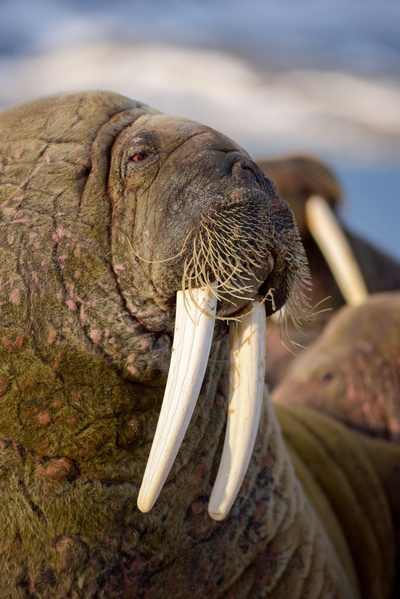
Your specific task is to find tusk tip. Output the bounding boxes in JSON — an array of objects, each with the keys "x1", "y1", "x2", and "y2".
[
  {"x1": 207, "y1": 507, "x2": 226, "y2": 521},
  {"x1": 208, "y1": 493, "x2": 234, "y2": 521},
  {"x1": 137, "y1": 492, "x2": 155, "y2": 514}
]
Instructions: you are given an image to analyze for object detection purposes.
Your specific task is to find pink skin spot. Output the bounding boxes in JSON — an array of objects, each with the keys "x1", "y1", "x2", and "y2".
[
  {"x1": 66, "y1": 299, "x2": 77, "y2": 311},
  {"x1": 127, "y1": 355, "x2": 135, "y2": 364},
  {"x1": 90, "y1": 330, "x2": 101, "y2": 344},
  {"x1": 104, "y1": 329, "x2": 110, "y2": 338},
  {"x1": 73, "y1": 271, "x2": 80, "y2": 279},
  {"x1": 114, "y1": 264, "x2": 125, "y2": 272},
  {"x1": 28, "y1": 231, "x2": 38, "y2": 240},
  {"x1": 48, "y1": 330, "x2": 57, "y2": 344},
  {"x1": 14, "y1": 150, "x2": 22, "y2": 159},
  {"x1": 140, "y1": 340, "x2": 150, "y2": 351},
  {"x1": 14, "y1": 335, "x2": 24, "y2": 349},
  {"x1": 0, "y1": 378, "x2": 8, "y2": 396},
  {"x1": 37, "y1": 457, "x2": 77, "y2": 483},
  {"x1": 7, "y1": 234, "x2": 14, "y2": 244},
  {"x1": 38, "y1": 412, "x2": 51, "y2": 426},
  {"x1": 53, "y1": 399, "x2": 63, "y2": 409},
  {"x1": 52, "y1": 227, "x2": 70, "y2": 243},
  {"x1": 10, "y1": 291, "x2": 21, "y2": 305},
  {"x1": 45, "y1": 155, "x2": 51, "y2": 164},
  {"x1": 1, "y1": 337, "x2": 11, "y2": 354},
  {"x1": 127, "y1": 365, "x2": 139, "y2": 377}
]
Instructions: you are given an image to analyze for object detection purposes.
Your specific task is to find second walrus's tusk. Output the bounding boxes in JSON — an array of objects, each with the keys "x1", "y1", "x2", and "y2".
[
  {"x1": 208, "y1": 301, "x2": 266, "y2": 520},
  {"x1": 137, "y1": 285, "x2": 217, "y2": 513},
  {"x1": 305, "y1": 194, "x2": 369, "y2": 306}
]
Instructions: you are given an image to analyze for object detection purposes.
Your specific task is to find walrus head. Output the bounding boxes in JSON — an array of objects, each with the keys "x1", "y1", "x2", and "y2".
[{"x1": 0, "y1": 91, "x2": 310, "y2": 520}]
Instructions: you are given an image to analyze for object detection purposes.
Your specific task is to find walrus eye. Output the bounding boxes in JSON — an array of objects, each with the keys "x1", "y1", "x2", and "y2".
[
  {"x1": 319, "y1": 372, "x2": 334, "y2": 386},
  {"x1": 131, "y1": 153, "x2": 151, "y2": 162}
]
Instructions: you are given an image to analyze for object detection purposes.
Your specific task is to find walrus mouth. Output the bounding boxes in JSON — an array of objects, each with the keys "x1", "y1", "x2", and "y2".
[{"x1": 137, "y1": 284, "x2": 266, "y2": 521}]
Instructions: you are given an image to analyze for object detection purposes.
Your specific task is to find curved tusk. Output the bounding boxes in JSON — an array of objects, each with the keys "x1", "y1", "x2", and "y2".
[
  {"x1": 208, "y1": 301, "x2": 266, "y2": 520},
  {"x1": 137, "y1": 284, "x2": 217, "y2": 513},
  {"x1": 305, "y1": 194, "x2": 369, "y2": 306}
]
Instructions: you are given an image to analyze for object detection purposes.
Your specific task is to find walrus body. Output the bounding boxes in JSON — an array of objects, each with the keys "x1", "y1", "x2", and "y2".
[{"x1": 0, "y1": 92, "x2": 399, "y2": 598}]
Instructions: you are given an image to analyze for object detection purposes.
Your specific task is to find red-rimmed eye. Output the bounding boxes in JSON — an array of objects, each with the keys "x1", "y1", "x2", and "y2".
[
  {"x1": 131, "y1": 153, "x2": 151, "y2": 162},
  {"x1": 319, "y1": 373, "x2": 334, "y2": 386}
]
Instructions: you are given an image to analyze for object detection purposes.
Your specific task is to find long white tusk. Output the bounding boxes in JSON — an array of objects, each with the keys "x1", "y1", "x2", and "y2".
[
  {"x1": 208, "y1": 301, "x2": 266, "y2": 520},
  {"x1": 305, "y1": 194, "x2": 369, "y2": 306},
  {"x1": 137, "y1": 284, "x2": 217, "y2": 513}
]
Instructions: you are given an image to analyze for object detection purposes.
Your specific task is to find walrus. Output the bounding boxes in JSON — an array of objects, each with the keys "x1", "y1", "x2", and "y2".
[
  {"x1": 272, "y1": 291, "x2": 400, "y2": 443},
  {"x1": 0, "y1": 91, "x2": 399, "y2": 598},
  {"x1": 257, "y1": 155, "x2": 400, "y2": 387}
]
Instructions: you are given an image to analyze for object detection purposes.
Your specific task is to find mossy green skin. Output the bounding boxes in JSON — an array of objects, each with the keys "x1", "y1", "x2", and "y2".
[{"x1": 0, "y1": 92, "x2": 398, "y2": 598}]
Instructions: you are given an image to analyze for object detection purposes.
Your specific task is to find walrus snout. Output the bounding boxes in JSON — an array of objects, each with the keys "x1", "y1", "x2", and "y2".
[{"x1": 107, "y1": 113, "x2": 307, "y2": 332}]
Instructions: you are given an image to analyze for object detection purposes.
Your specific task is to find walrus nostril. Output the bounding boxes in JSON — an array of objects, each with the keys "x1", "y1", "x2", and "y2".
[{"x1": 231, "y1": 158, "x2": 258, "y2": 182}]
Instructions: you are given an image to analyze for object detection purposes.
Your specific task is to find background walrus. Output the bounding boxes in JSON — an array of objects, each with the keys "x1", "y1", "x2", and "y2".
[
  {"x1": 257, "y1": 155, "x2": 400, "y2": 387},
  {"x1": 0, "y1": 91, "x2": 399, "y2": 598}
]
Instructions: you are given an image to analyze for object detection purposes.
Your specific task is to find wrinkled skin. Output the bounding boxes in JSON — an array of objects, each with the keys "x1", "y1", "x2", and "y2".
[
  {"x1": 272, "y1": 291, "x2": 400, "y2": 443},
  {"x1": 257, "y1": 155, "x2": 400, "y2": 387},
  {"x1": 0, "y1": 92, "x2": 399, "y2": 599}
]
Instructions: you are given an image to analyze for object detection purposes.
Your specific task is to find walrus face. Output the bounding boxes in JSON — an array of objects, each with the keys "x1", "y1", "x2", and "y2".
[{"x1": 107, "y1": 113, "x2": 302, "y2": 335}]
